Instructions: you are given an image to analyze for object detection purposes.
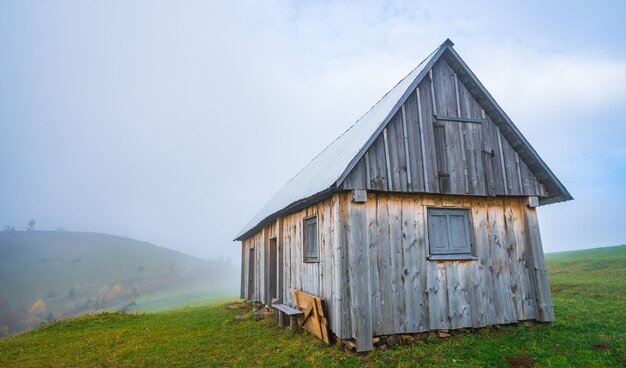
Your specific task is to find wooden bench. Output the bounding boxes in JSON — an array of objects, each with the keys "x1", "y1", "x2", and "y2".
[{"x1": 272, "y1": 303, "x2": 303, "y2": 330}]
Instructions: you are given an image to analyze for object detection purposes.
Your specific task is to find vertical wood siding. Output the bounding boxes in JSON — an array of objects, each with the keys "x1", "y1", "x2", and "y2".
[
  {"x1": 342, "y1": 58, "x2": 545, "y2": 199},
  {"x1": 351, "y1": 193, "x2": 553, "y2": 341},
  {"x1": 240, "y1": 192, "x2": 554, "y2": 350},
  {"x1": 241, "y1": 195, "x2": 347, "y2": 337}
]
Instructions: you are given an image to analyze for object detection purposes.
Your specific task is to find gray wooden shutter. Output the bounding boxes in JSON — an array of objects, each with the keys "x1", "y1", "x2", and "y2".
[
  {"x1": 428, "y1": 209, "x2": 471, "y2": 255},
  {"x1": 429, "y1": 212, "x2": 450, "y2": 254},
  {"x1": 448, "y1": 212, "x2": 470, "y2": 253},
  {"x1": 304, "y1": 217, "x2": 318, "y2": 262}
]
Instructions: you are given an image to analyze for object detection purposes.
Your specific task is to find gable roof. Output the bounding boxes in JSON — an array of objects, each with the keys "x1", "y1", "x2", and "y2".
[{"x1": 235, "y1": 39, "x2": 571, "y2": 241}]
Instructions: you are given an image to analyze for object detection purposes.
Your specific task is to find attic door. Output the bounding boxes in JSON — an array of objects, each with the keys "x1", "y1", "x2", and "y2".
[
  {"x1": 429, "y1": 59, "x2": 486, "y2": 196},
  {"x1": 433, "y1": 120, "x2": 488, "y2": 195}
]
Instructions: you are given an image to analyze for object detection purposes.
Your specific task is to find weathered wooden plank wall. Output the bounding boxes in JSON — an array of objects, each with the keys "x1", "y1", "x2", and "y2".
[
  {"x1": 335, "y1": 192, "x2": 553, "y2": 346},
  {"x1": 342, "y1": 57, "x2": 547, "y2": 198},
  {"x1": 241, "y1": 234, "x2": 258, "y2": 302},
  {"x1": 346, "y1": 198, "x2": 373, "y2": 351},
  {"x1": 523, "y1": 204, "x2": 555, "y2": 321},
  {"x1": 241, "y1": 192, "x2": 554, "y2": 349},
  {"x1": 240, "y1": 245, "x2": 245, "y2": 299},
  {"x1": 275, "y1": 195, "x2": 353, "y2": 337}
]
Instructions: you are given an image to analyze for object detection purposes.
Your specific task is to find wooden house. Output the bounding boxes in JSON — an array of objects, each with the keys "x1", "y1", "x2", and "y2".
[{"x1": 234, "y1": 39, "x2": 572, "y2": 351}]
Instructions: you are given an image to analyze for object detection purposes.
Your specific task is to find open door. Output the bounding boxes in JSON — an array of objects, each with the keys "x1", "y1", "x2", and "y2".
[
  {"x1": 278, "y1": 239, "x2": 283, "y2": 303},
  {"x1": 269, "y1": 238, "x2": 278, "y2": 302}
]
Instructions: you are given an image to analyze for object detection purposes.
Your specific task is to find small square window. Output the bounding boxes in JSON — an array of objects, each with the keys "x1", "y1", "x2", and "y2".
[
  {"x1": 304, "y1": 216, "x2": 318, "y2": 262},
  {"x1": 427, "y1": 208, "x2": 473, "y2": 260}
]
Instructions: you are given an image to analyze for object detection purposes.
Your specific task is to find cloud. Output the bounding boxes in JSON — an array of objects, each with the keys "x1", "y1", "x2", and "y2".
[
  {"x1": 1, "y1": 0, "x2": 625, "y2": 262},
  {"x1": 471, "y1": 48, "x2": 626, "y2": 121}
]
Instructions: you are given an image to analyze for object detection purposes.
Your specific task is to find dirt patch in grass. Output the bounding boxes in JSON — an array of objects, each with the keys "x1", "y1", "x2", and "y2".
[
  {"x1": 590, "y1": 343, "x2": 611, "y2": 350},
  {"x1": 507, "y1": 354, "x2": 534, "y2": 368}
]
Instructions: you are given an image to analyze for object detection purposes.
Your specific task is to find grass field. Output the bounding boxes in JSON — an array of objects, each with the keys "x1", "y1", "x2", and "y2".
[
  {"x1": 0, "y1": 245, "x2": 624, "y2": 367},
  {"x1": 123, "y1": 286, "x2": 236, "y2": 313}
]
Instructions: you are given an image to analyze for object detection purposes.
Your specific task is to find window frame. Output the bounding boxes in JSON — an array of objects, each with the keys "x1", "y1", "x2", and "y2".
[
  {"x1": 426, "y1": 208, "x2": 476, "y2": 261},
  {"x1": 303, "y1": 215, "x2": 319, "y2": 263}
]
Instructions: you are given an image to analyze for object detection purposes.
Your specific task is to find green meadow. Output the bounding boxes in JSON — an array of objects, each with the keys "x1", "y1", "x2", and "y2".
[{"x1": 1, "y1": 245, "x2": 624, "y2": 367}]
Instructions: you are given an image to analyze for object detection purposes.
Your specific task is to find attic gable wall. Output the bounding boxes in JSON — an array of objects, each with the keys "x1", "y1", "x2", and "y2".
[{"x1": 342, "y1": 58, "x2": 547, "y2": 198}]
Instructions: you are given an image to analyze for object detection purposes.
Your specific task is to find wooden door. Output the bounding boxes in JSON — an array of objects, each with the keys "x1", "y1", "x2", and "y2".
[{"x1": 247, "y1": 248, "x2": 254, "y2": 301}]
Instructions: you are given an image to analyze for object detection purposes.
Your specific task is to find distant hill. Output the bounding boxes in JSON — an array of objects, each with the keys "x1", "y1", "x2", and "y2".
[{"x1": 0, "y1": 231, "x2": 239, "y2": 337}]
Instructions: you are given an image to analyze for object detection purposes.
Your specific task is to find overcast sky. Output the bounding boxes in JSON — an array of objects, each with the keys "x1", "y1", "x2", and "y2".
[{"x1": 1, "y1": 1, "x2": 625, "y2": 263}]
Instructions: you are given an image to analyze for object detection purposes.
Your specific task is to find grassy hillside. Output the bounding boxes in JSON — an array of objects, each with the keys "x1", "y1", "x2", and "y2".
[
  {"x1": 0, "y1": 245, "x2": 624, "y2": 367},
  {"x1": 0, "y1": 231, "x2": 239, "y2": 336},
  {"x1": 545, "y1": 245, "x2": 626, "y2": 295}
]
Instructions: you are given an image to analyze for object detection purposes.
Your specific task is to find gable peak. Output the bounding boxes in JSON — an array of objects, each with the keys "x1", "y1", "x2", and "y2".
[{"x1": 442, "y1": 38, "x2": 455, "y2": 48}]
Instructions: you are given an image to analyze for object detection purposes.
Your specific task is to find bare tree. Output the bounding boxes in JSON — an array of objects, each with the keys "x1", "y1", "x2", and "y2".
[{"x1": 27, "y1": 220, "x2": 36, "y2": 231}]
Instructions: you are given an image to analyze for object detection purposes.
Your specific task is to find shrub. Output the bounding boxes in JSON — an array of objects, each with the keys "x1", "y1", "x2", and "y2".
[{"x1": 30, "y1": 299, "x2": 46, "y2": 318}]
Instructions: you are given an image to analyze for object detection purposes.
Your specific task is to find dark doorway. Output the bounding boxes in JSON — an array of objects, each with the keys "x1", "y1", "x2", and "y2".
[
  {"x1": 278, "y1": 240, "x2": 283, "y2": 302},
  {"x1": 269, "y1": 238, "x2": 278, "y2": 301}
]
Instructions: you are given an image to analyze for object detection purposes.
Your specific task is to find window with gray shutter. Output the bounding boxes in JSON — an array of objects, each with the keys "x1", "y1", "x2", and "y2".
[
  {"x1": 304, "y1": 216, "x2": 319, "y2": 262},
  {"x1": 427, "y1": 208, "x2": 473, "y2": 259}
]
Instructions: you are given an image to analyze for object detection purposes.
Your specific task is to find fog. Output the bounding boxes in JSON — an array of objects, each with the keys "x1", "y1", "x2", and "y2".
[{"x1": 1, "y1": 1, "x2": 625, "y2": 264}]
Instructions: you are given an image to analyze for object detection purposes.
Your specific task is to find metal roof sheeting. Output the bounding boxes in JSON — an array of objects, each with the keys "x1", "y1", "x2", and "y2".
[{"x1": 234, "y1": 45, "x2": 442, "y2": 240}]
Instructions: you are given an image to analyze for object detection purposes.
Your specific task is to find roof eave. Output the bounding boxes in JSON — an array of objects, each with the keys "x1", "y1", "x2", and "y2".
[
  {"x1": 233, "y1": 186, "x2": 338, "y2": 242},
  {"x1": 539, "y1": 192, "x2": 574, "y2": 206}
]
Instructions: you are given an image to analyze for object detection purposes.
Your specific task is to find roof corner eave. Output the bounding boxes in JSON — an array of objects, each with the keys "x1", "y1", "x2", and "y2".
[{"x1": 233, "y1": 186, "x2": 338, "y2": 242}]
